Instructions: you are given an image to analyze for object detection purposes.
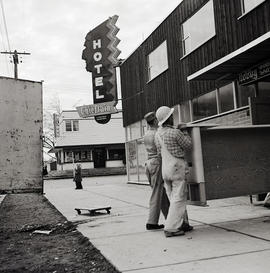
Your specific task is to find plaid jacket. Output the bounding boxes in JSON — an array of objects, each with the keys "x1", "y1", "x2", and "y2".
[{"x1": 155, "y1": 125, "x2": 192, "y2": 158}]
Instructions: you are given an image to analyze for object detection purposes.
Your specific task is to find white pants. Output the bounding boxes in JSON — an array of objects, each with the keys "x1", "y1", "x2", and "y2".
[{"x1": 163, "y1": 158, "x2": 188, "y2": 232}]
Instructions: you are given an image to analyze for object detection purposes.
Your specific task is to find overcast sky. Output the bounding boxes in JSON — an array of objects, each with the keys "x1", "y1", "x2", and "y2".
[{"x1": 0, "y1": 0, "x2": 182, "y2": 110}]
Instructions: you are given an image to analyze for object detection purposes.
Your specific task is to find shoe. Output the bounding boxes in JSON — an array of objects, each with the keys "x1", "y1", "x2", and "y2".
[
  {"x1": 181, "y1": 223, "x2": 194, "y2": 232},
  {"x1": 164, "y1": 229, "x2": 185, "y2": 237},
  {"x1": 146, "y1": 223, "x2": 164, "y2": 230}
]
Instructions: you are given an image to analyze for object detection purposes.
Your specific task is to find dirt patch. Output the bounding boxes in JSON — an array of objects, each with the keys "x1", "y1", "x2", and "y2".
[{"x1": 0, "y1": 193, "x2": 120, "y2": 273}]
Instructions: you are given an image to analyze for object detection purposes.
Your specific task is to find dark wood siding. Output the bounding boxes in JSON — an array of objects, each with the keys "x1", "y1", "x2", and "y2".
[{"x1": 120, "y1": 0, "x2": 270, "y2": 127}]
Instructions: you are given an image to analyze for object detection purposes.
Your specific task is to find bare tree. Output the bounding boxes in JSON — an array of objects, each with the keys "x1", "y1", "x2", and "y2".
[{"x1": 43, "y1": 94, "x2": 61, "y2": 161}]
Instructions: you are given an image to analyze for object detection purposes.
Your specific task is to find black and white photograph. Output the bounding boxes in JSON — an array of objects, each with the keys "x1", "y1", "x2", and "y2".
[{"x1": 0, "y1": 0, "x2": 270, "y2": 272}]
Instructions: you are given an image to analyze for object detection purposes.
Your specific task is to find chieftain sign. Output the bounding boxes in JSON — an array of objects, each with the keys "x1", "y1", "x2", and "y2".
[{"x1": 78, "y1": 15, "x2": 121, "y2": 122}]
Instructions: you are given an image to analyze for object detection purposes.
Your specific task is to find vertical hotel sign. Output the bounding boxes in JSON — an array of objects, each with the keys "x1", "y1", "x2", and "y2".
[{"x1": 78, "y1": 15, "x2": 121, "y2": 123}]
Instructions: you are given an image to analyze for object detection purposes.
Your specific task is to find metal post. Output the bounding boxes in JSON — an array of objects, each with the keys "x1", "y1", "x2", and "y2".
[
  {"x1": 0, "y1": 50, "x2": 30, "y2": 79},
  {"x1": 191, "y1": 126, "x2": 207, "y2": 205}
]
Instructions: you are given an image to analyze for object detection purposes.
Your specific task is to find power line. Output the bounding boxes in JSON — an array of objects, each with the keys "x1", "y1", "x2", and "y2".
[
  {"x1": 0, "y1": 23, "x2": 10, "y2": 75},
  {"x1": 0, "y1": 50, "x2": 31, "y2": 79},
  {"x1": 0, "y1": 0, "x2": 11, "y2": 51}
]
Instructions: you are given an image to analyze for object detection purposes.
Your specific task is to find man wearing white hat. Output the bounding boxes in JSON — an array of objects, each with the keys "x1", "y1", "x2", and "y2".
[
  {"x1": 143, "y1": 111, "x2": 170, "y2": 231},
  {"x1": 155, "y1": 106, "x2": 193, "y2": 237}
]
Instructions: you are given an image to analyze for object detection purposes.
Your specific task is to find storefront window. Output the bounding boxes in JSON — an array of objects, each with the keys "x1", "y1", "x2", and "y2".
[
  {"x1": 127, "y1": 141, "x2": 138, "y2": 182},
  {"x1": 193, "y1": 90, "x2": 217, "y2": 121},
  {"x1": 129, "y1": 121, "x2": 142, "y2": 140},
  {"x1": 147, "y1": 40, "x2": 168, "y2": 81},
  {"x1": 181, "y1": 0, "x2": 215, "y2": 56},
  {"x1": 258, "y1": 81, "x2": 270, "y2": 97},
  {"x1": 74, "y1": 152, "x2": 80, "y2": 161},
  {"x1": 218, "y1": 83, "x2": 234, "y2": 113},
  {"x1": 64, "y1": 151, "x2": 73, "y2": 163},
  {"x1": 237, "y1": 83, "x2": 256, "y2": 107},
  {"x1": 180, "y1": 101, "x2": 191, "y2": 123},
  {"x1": 64, "y1": 150, "x2": 92, "y2": 162},
  {"x1": 241, "y1": 0, "x2": 265, "y2": 14},
  {"x1": 137, "y1": 139, "x2": 148, "y2": 182},
  {"x1": 108, "y1": 149, "x2": 124, "y2": 160}
]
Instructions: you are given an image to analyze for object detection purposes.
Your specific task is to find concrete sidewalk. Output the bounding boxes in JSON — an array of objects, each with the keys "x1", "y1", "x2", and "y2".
[{"x1": 44, "y1": 175, "x2": 270, "y2": 273}]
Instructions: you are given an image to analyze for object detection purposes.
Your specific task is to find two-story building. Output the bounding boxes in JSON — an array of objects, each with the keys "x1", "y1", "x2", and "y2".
[
  {"x1": 120, "y1": 0, "x2": 270, "y2": 185},
  {"x1": 52, "y1": 111, "x2": 125, "y2": 171}
]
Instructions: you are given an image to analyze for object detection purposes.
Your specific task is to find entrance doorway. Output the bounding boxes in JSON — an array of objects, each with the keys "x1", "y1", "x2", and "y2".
[{"x1": 93, "y1": 148, "x2": 106, "y2": 168}]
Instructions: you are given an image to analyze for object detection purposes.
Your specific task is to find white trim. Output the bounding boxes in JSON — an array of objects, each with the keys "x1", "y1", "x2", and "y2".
[
  {"x1": 181, "y1": 34, "x2": 216, "y2": 60},
  {"x1": 238, "y1": 0, "x2": 266, "y2": 20},
  {"x1": 177, "y1": 104, "x2": 182, "y2": 122},
  {"x1": 147, "y1": 40, "x2": 169, "y2": 82},
  {"x1": 232, "y1": 81, "x2": 237, "y2": 109},
  {"x1": 189, "y1": 100, "x2": 193, "y2": 122},
  {"x1": 181, "y1": 0, "x2": 216, "y2": 58},
  {"x1": 187, "y1": 31, "x2": 270, "y2": 81},
  {"x1": 215, "y1": 89, "x2": 220, "y2": 114}
]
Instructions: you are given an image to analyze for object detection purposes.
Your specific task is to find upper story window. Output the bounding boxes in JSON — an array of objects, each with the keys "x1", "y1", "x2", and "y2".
[
  {"x1": 65, "y1": 120, "x2": 79, "y2": 131},
  {"x1": 147, "y1": 40, "x2": 168, "y2": 81},
  {"x1": 241, "y1": 0, "x2": 265, "y2": 14},
  {"x1": 181, "y1": 0, "x2": 216, "y2": 56}
]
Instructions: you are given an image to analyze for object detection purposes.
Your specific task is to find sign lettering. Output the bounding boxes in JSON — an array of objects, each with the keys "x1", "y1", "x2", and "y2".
[
  {"x1": 239, "y1": 60, "x2": 270, "y2": 85},
  {"x1": 76, "y1": 101, "x2": 118, "y2": 118},
  {"x1": 82, "y1": 15, "x2": 121, "y2": 106}
]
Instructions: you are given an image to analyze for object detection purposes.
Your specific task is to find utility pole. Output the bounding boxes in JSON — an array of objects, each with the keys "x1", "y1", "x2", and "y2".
[{"x1": 0, "y1": 50, "x2": 30, "y2": 79}]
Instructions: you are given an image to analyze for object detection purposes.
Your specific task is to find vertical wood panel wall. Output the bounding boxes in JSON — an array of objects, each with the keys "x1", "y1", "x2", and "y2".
[{"x1": 120, "y1": 0, "x2": 270, "y2": 127}]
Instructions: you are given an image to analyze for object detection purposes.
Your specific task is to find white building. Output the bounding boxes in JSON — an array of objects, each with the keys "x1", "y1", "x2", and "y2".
[{"x1": 53, "y1": 110, "x2": 126, "y2": 171}]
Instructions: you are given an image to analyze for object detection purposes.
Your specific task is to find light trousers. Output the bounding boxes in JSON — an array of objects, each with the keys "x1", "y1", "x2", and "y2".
[
  {"x1": 163, "y1": 158, "x2": 188, "y2": 232},
  {"x1": 145, "y1": 158, "x2": 170, "y2": 225}
]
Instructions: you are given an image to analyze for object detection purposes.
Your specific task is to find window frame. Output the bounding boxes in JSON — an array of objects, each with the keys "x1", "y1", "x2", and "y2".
[
  {"x1": 65, "y1": 120, "x2": 72, "y2": 131},
  {"x1": 147, "y1": 40, "x2": 169, "y2": 82},
  {"x1": 192, "y1": 82, "x2": 237, "y2": 122},
  {"x1": 65, "y1": 119, "x2": 79, "y2": 132},
  {"x1": 181, "y1": 0, "x2": 216, "y2": 58},
  {"x1": 240, "y1": 0, "x2": 266, "y2": 16}
]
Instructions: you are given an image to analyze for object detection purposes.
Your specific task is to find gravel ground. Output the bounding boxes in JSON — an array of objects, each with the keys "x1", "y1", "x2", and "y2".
[{"x1": 0, "y1": 193, "x2": 120, "y2": 273}]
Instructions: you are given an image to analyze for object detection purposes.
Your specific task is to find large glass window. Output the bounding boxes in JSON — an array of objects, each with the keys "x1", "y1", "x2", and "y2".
[
  {"x1": 181, "y1": 0, "x2": 215, "y2": 56},
  {"x1": 237, "y1": 83, "x2": 256, "y2": 107},
  {"x1": 64, "y1": 150, "x2": 92, "y2": 163},
  {"x1": 258, "y1": 80, "x2": 270, "y2": 97},
  {"x1": 218, "y1": 83, "x2": 234, "y2": 113},
  {"x1": 193, "y1": 90, "x2": 217, "y2": 121},
  {"x1": 180, "y1": 101, "x2": 191, "y2": 123},
  {"x1": 108, "y1": 149, "x2": 125, "y2": 160},
  {"x1": 64, "y1": 151, "x2": 73, "y2": 163},
  {"x1": 241, "y1": 0, "x2": 265, "y2": 14},
  {"x1": 147, "y1": 40, "x2": 168, "y2": 81}
]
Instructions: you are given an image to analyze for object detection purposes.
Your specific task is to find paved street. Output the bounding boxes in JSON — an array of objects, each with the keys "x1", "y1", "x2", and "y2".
[{"x1": 44, "y1": 175, "x2": 270, "y2": 273}]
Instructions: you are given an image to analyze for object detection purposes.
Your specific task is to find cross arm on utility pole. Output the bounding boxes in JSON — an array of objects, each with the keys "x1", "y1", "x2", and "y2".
[{"x1": 0, "y1": 50, "x2": 31, "y2": 79}]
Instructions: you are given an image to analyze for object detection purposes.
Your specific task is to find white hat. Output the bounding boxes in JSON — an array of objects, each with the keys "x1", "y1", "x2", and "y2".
[{"x1": 156, "y1": 106, "x2": 174, "y2": 126}]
